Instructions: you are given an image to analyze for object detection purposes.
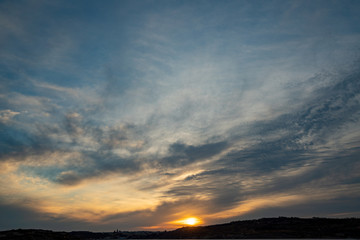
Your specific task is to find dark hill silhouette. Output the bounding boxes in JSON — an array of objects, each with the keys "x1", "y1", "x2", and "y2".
[
  {"x1": 149, "y1": 217, "x2": 360, "y2": 239},
  {"x1": 1, "y1": 217, "x2": 359, "y2": 239},
  {"x1": 0, "y1": 229, "x2": 81, "y2": 240}
]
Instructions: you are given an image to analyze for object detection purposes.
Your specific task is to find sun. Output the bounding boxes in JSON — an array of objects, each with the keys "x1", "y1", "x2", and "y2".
[
  {"x1": 184, "y1": 217, "x2": 198, "y2": 225},
  {"x1": 178, "y1": 217, "x2": 201, "y2": 226},
  {"x1": 170, "y1": 217, "x2": 202, "y2": 227}
]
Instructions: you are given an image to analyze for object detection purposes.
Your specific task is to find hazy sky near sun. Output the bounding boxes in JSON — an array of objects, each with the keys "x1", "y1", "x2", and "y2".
[{"x1": 1, "y1": 0, "x2": 360, "y2": 231}]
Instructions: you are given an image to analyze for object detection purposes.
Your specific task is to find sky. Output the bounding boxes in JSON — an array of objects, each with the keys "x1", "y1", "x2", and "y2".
[{"x1": 1, "y1": 0, "x2": 360, "y2": 232}]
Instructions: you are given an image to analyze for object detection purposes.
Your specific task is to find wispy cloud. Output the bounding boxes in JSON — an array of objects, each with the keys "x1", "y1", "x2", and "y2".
[
  {"x1": 0, "y1": 109, "x2": 20, "y2": 124},
  {"x1": 0, "y1": 0, "x2": 360, "y2": 231}
]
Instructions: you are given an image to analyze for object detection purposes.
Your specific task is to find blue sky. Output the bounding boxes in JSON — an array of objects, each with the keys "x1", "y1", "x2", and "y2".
[{"x1": 1, "y1": 0, "x2": 360, "y2": 231}]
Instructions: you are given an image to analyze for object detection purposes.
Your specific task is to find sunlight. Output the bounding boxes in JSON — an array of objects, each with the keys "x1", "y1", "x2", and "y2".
[
  {"x1": 175, "y1": 217, "x2": 201, "y2": 226},
  {"x1": 185, "y1": 217, "x2": 197, "y2": 225}
]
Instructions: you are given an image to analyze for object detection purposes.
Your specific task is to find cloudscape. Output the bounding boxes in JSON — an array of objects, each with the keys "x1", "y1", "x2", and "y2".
[{"x1": 1, "y1": 0, "x2": 360, "y2": 232}]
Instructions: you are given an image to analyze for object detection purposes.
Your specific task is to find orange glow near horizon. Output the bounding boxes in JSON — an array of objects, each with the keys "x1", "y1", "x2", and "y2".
[
  {"x1": 172, "y1": 217, "x2": 202, "y2": 227},
  {"x1": 184, "y1": 217, "x2": 197, "y2": 225}
]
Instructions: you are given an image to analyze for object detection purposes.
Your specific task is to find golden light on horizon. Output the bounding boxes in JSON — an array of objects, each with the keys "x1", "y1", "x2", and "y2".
[
  {"x1": 172, "y1": 217, "x2": 201, "y2": 226},
  {"x1": 184, "y1": 217, "x2": 197, "y2": 225}
]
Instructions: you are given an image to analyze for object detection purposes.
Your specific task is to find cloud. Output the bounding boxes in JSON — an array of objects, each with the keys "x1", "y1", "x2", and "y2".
[
  {"x1": 0, "y1": 109, "x2": 19, "y2": 123},
  {"x1": 55, "y1": 170, "x2": 82, "y2": 186},
  {"x1": 0, "y1": 108, "x2": 148, "y2": 187},
  {"x1": 155, "y1": 64, "x2": 360, "y2": 219},
  {"x1": 1, "y1": 63, "x2": 359, "y2": 216},
  {"x1": 102, "y1": 197, "x2": 213, "y2": 230},
  {"x1": 0, "y1": 201, "x2": 99, "y2": 231},
  {"x1": 160, "y1": 141, "x2": 228, "y2": 168},
  {"x1": 1, "y1": 0, "x2": 360, "y2": 231}
]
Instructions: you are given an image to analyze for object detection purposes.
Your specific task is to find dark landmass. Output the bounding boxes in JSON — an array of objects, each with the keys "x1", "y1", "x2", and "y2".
[
  {"x1": 0, "y1": 229, "x2": 80, "y2": 240},
  {"x1": 1, "y1": 217, "x2": 360, "y2": 239},
  {"x1": 152, "y1": 217, "x2": 360, "y2": 239}
]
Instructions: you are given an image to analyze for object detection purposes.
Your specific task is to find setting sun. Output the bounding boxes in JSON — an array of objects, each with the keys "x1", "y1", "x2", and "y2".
[
  {"x1": 172, "y1": 217, "x2": 201, "y2": 227},
  {"x1": 184, "y1": 217, "x2": 198, "y2": 225}
]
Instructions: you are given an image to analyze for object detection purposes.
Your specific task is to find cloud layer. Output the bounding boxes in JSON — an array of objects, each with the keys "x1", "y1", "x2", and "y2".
[{"x1": 1, "y1": 0, "x2": 360, "y2": 231}]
